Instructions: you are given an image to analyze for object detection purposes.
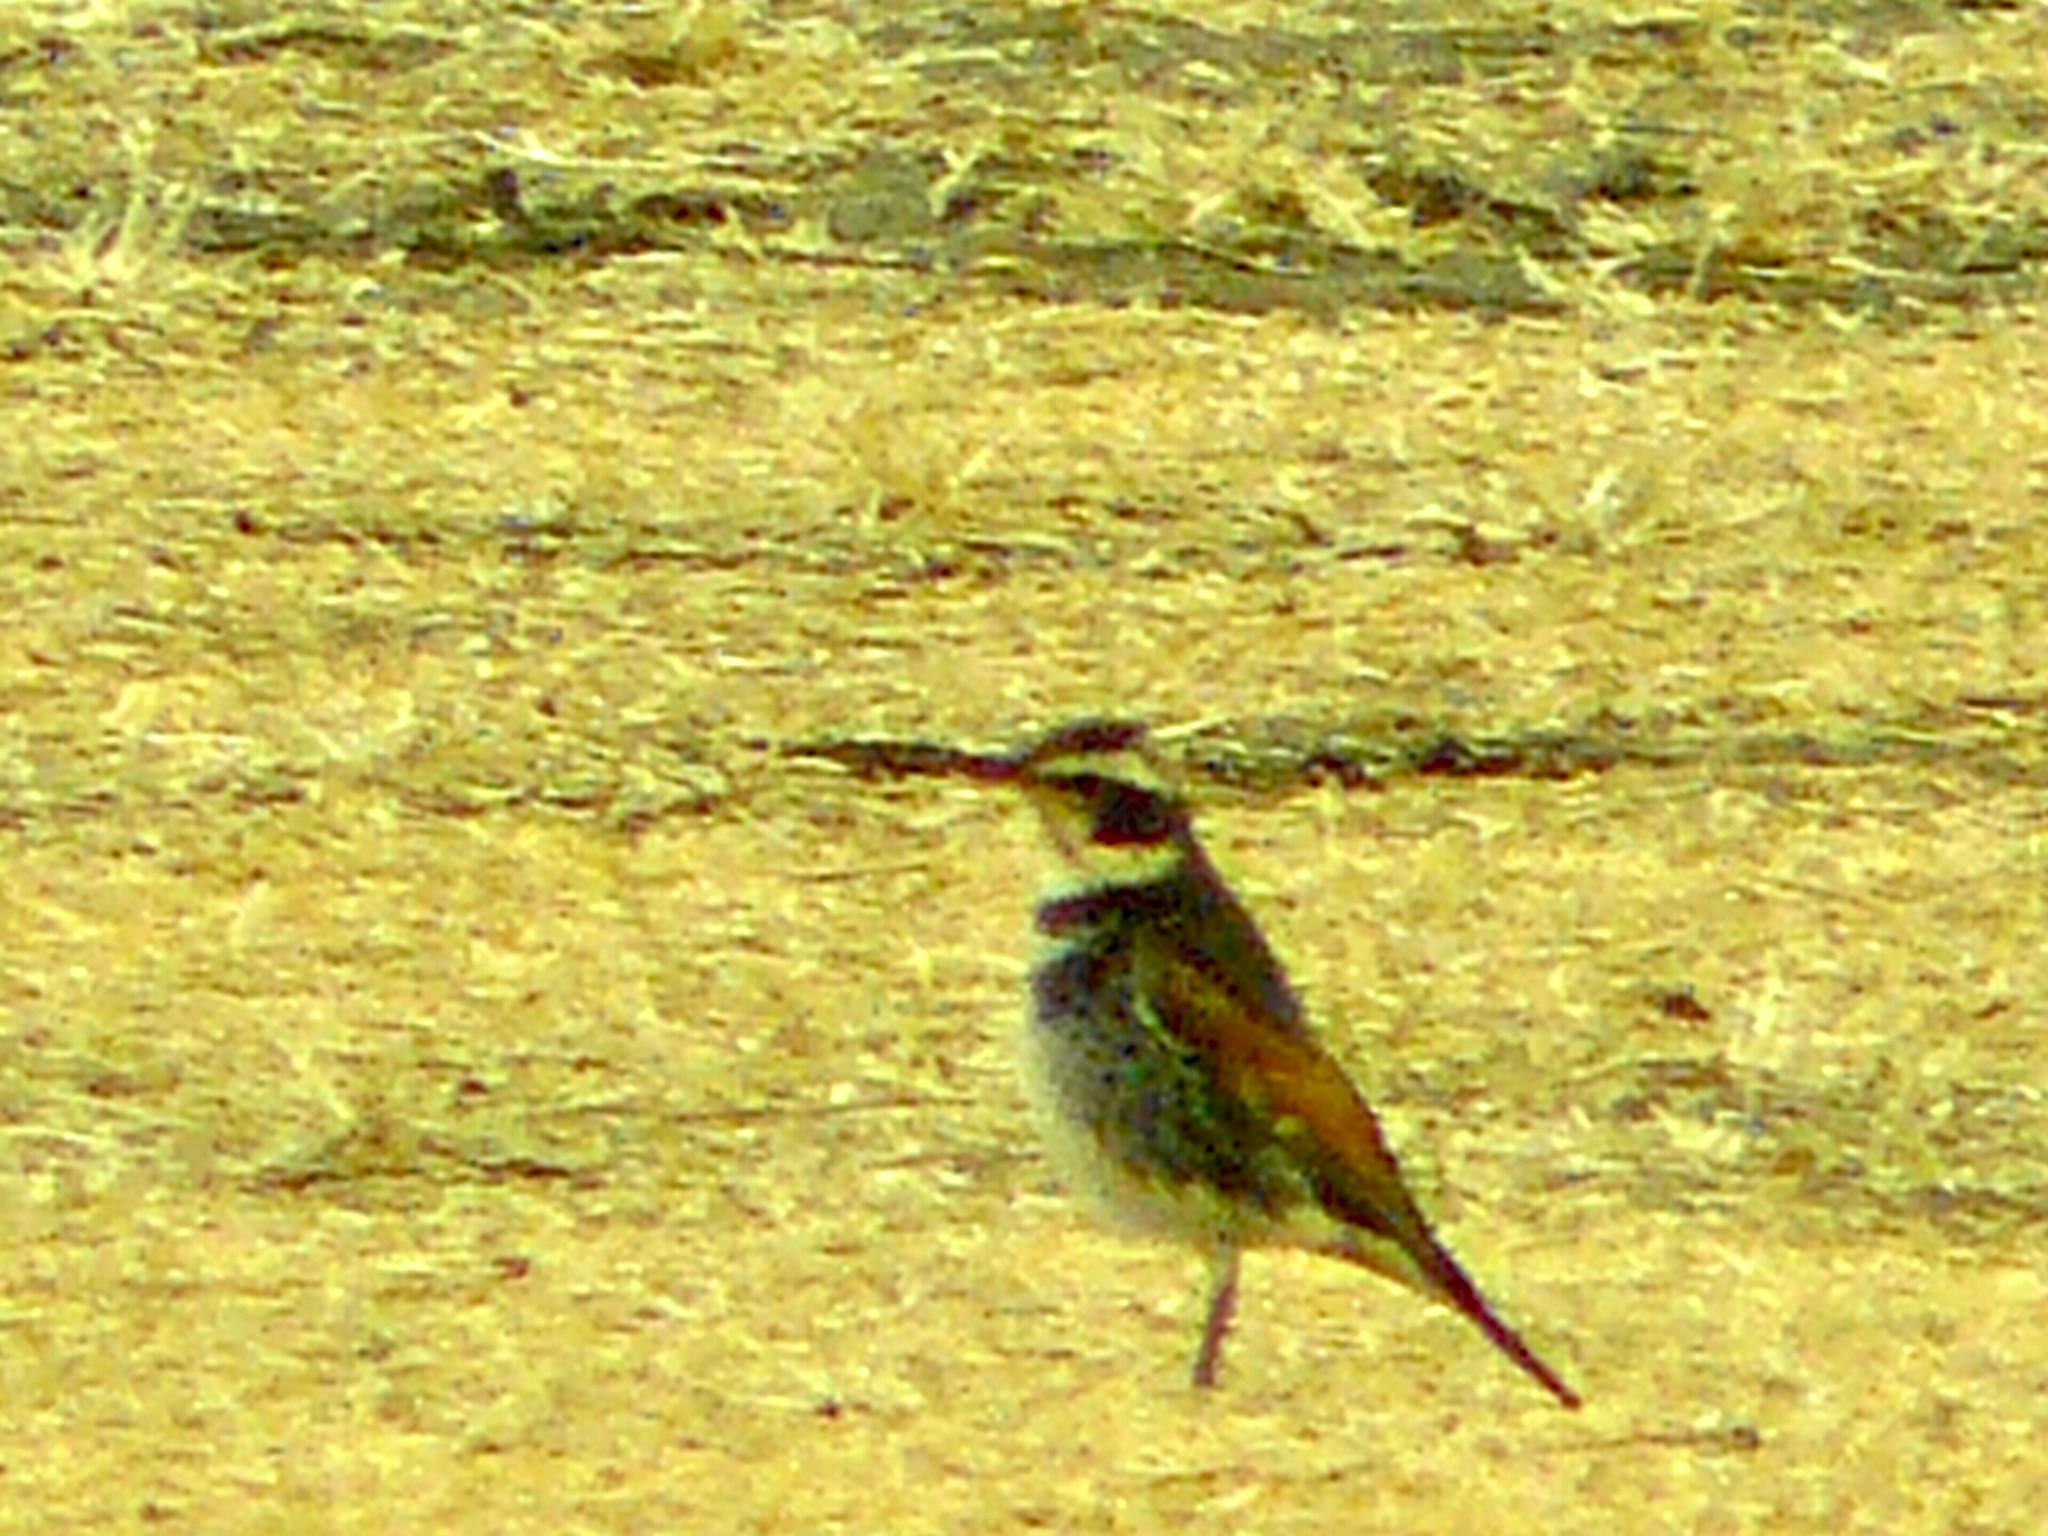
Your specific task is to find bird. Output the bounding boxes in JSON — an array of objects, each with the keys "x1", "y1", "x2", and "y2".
[{"x1": 968, "y1": 718, "x2": 1581, "y2": 1407}]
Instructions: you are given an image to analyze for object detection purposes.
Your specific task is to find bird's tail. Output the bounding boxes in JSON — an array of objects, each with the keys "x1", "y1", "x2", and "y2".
[{"x1": 1328, "y1": 1225, "x2": 1582, "y2": 1409}]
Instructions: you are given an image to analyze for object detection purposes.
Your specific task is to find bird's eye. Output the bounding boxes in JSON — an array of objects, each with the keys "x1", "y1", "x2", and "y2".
[{"x1": 1092, "y1": 783, "x2": 1174, "y2": 846}]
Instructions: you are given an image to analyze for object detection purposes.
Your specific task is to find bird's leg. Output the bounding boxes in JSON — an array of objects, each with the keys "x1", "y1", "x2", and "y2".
[{"x1": 1191, "y1": 1246, "x2": 1241, "y2": 1389}]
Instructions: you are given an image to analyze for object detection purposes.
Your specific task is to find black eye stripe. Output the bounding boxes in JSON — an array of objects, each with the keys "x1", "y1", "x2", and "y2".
[{"x1": 1092, "y1": 783, "x2": 1175, "y2": 846}]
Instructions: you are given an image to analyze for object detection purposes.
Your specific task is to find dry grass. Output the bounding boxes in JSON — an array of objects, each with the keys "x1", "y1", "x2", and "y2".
[{"x1": 2, "y1": 0, "x2": 2044, "y2": 1530}]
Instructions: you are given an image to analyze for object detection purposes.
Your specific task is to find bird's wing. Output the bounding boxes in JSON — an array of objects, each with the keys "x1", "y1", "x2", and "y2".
[
  {"x1": 1139, "y1": 926, "x2": 1433, "y2": 1251},
  {"x1": 1146, "y1": 934, "x2": 1584, "y2": 1407}
]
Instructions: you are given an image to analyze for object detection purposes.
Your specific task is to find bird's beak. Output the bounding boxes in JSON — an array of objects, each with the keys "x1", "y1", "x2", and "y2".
[{"x1": 957, "y1": 752, "x2": 1026, "y2": 787}]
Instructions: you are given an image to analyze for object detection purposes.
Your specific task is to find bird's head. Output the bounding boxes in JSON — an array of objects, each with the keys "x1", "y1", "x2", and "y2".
[{"x1": 971, "y1": 719, "x2": 1194, "y2": 886}]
